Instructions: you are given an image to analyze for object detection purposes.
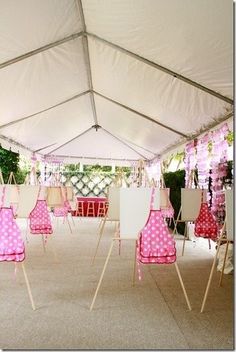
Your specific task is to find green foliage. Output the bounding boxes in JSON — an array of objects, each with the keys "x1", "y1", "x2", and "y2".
[
  {"x1": 0, "y1": 146, "x2": 19, "y2": 183},
  {"x1": 163, "y1": 169, "x2": 186, "y2": 235},
  {"x1": 63, "y1": 163, "x2": 80, "y2": 172},
  {"x1": 83, "y1": 164, "x2": 112, "y2": 172},
  {"x1": 226, "y1": 131, "x2": 234, "y2": 146},
  {"x1": 115, "y1": 166, "x2": 131, "y2": 177}
]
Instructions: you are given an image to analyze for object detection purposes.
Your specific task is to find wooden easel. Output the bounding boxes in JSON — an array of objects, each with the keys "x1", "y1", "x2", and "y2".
[
  {"x1": 90, "y1": 188, "x2": 192, "y2": 312},
  {"x1": 200, "y1": 222, "x2": 226, "y2": 313},
  {"x1": 201, "y1": 189, "x2": 234, "y2": 312},
  {"x1": 92, "y1": 186, "x2": 120, "y2": 265},
  {"x1": 0, "y1": 169, "x2": 4, "y2": 184},
  {"x1": 172, "y1": 169, "x2": 200, "y2": 255},
  {"x1": 90, "y1": 237, "x2": 192, "y2": 312},
  {"x1": 7, "y1": 171, "x2": 17, "y2": 185}
]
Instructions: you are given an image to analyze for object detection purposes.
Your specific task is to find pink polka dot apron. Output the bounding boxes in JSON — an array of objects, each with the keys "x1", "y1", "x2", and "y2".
[
  {"x1": 53, "y1": 187, "x2": 71, "y2": 217},
  {"x1": 29, "y1": 200, "x2": 53, "y2": 235},
  {"x1": 194, "y1": 190, "x2": 218, "y2": 239},
  {"x1": 0, "y1": 186, "x2": 25, "y2": 262},
  {"x1": 137, "y1": 188, "x2": 176, "y2": 279}
]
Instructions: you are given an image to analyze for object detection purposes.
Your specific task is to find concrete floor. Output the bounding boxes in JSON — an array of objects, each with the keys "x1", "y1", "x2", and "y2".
[{"x1": 0, "y1": 217, "x2": 234, "y2": 350}]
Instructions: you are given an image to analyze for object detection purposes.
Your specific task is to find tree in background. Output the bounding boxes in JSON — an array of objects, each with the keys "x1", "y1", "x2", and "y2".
[{"x1": 0, "y1": 146, "x2": 28, "y2": 183}]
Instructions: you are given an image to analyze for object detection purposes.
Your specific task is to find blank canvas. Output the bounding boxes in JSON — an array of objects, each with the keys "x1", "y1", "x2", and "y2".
[
  {"x1": 17, "y1": 185, "x2": 40, "y2": 218},
  {"x1": 181, "y1": 188, "x2": 207, "y2": 221},
  {"x1": 119, "y1": 187, "x2": 160, "y2": 239},
  {"x1": 107, "y1": 187, "x2": 120, "y2": 220}
]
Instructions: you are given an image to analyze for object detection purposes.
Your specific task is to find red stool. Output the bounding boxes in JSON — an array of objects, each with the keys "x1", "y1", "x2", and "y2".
[
  {"x1": 97, "y1": 201, "x2": 106, "y2": 217},
  {"x1": 87, "y1": 201, "x2": 95, "y2": 217},
  {"x1": 76, "y1": 201, "x2": 84, "y2": 217}
]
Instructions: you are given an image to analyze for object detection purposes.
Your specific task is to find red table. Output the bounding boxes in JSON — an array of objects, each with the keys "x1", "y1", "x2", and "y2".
[{"x1": 75, "y1": 197, "x2": 108, "y2": 217}]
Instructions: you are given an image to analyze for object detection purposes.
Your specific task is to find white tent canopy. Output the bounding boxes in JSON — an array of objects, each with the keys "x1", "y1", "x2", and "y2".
[{"x1": 0, "y1": 0, "x2": 233, "y2": 166}]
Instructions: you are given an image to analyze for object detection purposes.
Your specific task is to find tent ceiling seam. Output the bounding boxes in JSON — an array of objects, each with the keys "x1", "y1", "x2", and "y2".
[
  {"x1": 46, "y1": 127, "x2": 93, "y2": 155},
  {"x1": 102, "y1": 127, "x2": 148, "y2": 160},
  {"x1": 106, "y1": 133, "x2": 156, "y2": 155},
  {"x1": 0, "y1": 90, "x2": 91, "y2": 130},
  {"x1": 0, "y1": 133, "x2": 34, "y2": 153},
  {"x1": 87, "y1": 32, "x2": 233, "y2": 106},
  {"x1": 42, "y1": 153, "x2": 137, "y2": 163},
  {"x1": 1, "y1": 30, "x2": 232, "y2": 107},
  {"x1": 76, "y1": 0, "x2": 98, "y2": 125},
  {"x1": 0, "y1": 32, "x2": 84, "y2": 69},
  {"x1": 93, "y1": 90, "x2": 188, "y2": 138}
]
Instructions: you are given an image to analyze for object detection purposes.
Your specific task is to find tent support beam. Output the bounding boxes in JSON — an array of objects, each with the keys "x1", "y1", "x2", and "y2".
[
  {"x1": 0, "y1": 134, "x2": 34, "y2": 153},
  {"x1": 87, "y1": 32, "x2": 233, "y2": 106},
  {"x1": 76, "y1": 0, "x2": 98, "y2": 125},
  {"x1": 47, "y1": 127, "x2": 93, "y2": 155},
  {"x1": 102, "y1": 128, "x2": 148, "y2": 160},
  {"x1": 34, "y1": 143, "x2": 57, "y2": 153},
  {"x1": 157, "y1": 111, "x2": 233, "y2": 159},
  {"x1": 108, "y1": 133, "x2": 156, "y2": 156},
  {"x1": 42, "y1": 154, "x2": 138, "y2": 163},
  {"x1": 0, "y1": 32, "x2": 84, "y2": 69},
  {"x1": 0, "y1": 90, "x2": 91, "y2": 130},
  {"x1": 93, "y1": 90, "x2": 187, "y2": 138}
]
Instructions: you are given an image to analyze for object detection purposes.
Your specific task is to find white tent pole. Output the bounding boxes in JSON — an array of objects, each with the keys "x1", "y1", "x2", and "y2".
[
  {"x1": 0, "y1": 90, "x2": 90, "y2": 130},
  {"x1": 47, "y1": 127, "x2": 93, "y2": 155},
  {"x1": 44, "y1": 154, "x2": 138, "y2": 163},
  {"x1": 107, "y1": 133, "x2": 156, "y2": 156},
  {"x1": 87, "y1": 32, "x2": 233, "y2": 106},
  {"x1": 0, "y1": 32, "x2": 84, "y2": 70},
  {"x1": 76, "y1": 0, "x2": 98, "y2": 126},
  {"x1": 93, "y1": 91, "x2": 187, "y2": 138},
  {"x1": 102, "y1": 128, "x2": 148, "y2": 159}
]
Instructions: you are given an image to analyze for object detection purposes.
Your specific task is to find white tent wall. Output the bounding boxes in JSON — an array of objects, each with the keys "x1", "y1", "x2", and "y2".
[{"x1": 0, "y1": 0, "x2": 233, "y2": 166}]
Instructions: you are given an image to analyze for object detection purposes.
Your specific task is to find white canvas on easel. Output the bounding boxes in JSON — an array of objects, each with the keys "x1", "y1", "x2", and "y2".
[
  {"x1": 90, "y1": 186, "x2": 192, "y2": 312},
  {"x1": 160, "y1": 188, "x2": 170, "y2": 208},
  {"x1": 107, "y1": 186, "x2": 120, "y2": 221},
  {"x1": 119, "y1": 187, "x2": 160, "y2": 239},
  {"x1": 91, "y1": 186, "x2": 120, "y2": 264},
  {"x1": 17, "y1": 185, "x2": 40, "y2": 218},
  {"x1": 181, "y1": 188, "x2": 207, "y2": 221}
]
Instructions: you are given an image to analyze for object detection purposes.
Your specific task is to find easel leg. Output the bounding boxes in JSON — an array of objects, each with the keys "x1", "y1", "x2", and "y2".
[
  {"x1": 66, "y1": 216, "x2": 72, "y2": 234},
  {"x1": 182, "y1": 223, "x2": 187, "y2": 256},
  {"x1": 173, "y1": 207, "x2": 181, "y2": 237},
  {"x1": 219, "y1": 241, "x2": 229, "y2": 287},
  {"x1": 41, "y1": 235, "x2": 46, "y2": 253},
  {"x1": 91, "y1": 216, "x2": 107, "y2": 265},
  {"x1": 208, "y1": 239, "x2": 211, "y2": 250},
  {"x1": 25, "y1": 218, "x2": 29, "y2": 244},
  {"x1": 174, "y1": 262, "x2": 192, "y2": 311},
  {"x1": 133, "y1": 241, "x2": 137, "y2": 286},
  {"x1": 70, "y1": 214, "x2": 75, "y2": 226},
  {"x1": 90, "y1": 239, "x2": 115, "y2": 311},
  {"x1": 200, "y1": 238, "x2": 222, "y2": 313},
  {"x1": 21, "y1": 262, "x2": 36, "y2": 311}
]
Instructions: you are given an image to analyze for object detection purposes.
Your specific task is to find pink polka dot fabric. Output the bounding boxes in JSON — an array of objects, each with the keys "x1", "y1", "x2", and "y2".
[
  {"x1": 0, "y1": 207, "x2": 25, "y2": 262},
  {"x1": 53, "y1": 200, "x2": 71, "y2": 217},
  {"x1": 29, "y1": 200, "x2": 53, "y2": 235},
  {"x1": 195, "y1": 203, "x2": 218, "y2": 239},
  {"x1": 137, "y1": 188, "x2": 176, "y2": 265}
]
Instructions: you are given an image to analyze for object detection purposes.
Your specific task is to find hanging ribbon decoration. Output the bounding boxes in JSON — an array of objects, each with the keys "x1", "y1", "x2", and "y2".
[
  {"x1": 184, "y1": 140, "x2": 196, "y2": 187},
  {"x1": 210, "y1": 123, "x2": 229, "y2": 224}
]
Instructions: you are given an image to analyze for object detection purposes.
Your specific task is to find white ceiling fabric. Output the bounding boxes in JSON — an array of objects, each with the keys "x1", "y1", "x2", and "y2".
[
  {"x1": 0, "y1": 0, "x2": 233, "y2": 165},
  {"x1": 0, "y1": 0, "x2": 82, "y2": 62},
  {"x1": 84, "y1": 0, "x2": 233, "y2": 97}
]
